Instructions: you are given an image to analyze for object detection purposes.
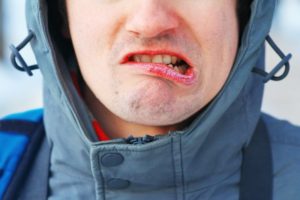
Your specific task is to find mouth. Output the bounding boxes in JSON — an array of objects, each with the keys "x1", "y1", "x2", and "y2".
[{"x1": 121, "y1": 51, "x2": 196, "y2": 85}]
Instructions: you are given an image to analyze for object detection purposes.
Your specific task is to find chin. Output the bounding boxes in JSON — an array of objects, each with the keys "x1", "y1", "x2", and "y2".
[{"x1": 116, "y1": 104, "x2": 193, "y2": 127}]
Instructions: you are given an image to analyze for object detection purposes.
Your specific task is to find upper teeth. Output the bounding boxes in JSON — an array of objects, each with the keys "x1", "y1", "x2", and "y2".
[{"x1": 133, "y1": 55, "x2": 181, "y2": 65}]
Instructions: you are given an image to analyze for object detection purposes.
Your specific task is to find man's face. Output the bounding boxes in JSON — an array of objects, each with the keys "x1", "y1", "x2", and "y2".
[{"x1": 66, "y1": 0, "x2": 239, "y2": 126}]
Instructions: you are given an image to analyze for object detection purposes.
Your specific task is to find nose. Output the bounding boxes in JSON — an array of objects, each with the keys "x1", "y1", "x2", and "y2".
[{"x1": 125, "y1": 1, "x2": 179, "y2": 39}]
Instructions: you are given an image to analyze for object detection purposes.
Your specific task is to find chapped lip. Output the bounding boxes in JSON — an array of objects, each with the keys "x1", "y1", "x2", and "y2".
[{"x1": 120, "y1": 50, "x2": 197, "y2": 86}]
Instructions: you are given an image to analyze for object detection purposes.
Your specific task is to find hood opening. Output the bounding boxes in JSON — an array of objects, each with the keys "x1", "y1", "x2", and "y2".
[
  {"x1": 43, "y1": 0, "x2": 258, "y2": 142},
  {"x1": 238, "y1": 0, "x2": 253, "y2": 42},
  {"x1": 47, "y1": 0, "x2": 76, "y2": 70}
]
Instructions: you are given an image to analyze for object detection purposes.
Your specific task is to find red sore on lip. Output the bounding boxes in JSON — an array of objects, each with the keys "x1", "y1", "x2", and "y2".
[{"x1": 121, "y1": 51, "x2": 197, "y2": 86}]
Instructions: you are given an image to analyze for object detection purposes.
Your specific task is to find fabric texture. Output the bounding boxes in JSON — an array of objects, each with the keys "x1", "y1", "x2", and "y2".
[
  {"x1": 0, "y1": 133, "x2": 28, "y2": 199},
  {"x1": 0, "y1": 109, "x2": 43, "y2": 199}
]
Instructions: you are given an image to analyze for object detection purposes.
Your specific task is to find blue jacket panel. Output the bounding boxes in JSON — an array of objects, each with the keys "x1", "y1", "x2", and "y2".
[{"x1": 0, "y1": 109, "x2": 44, "y2": 199}]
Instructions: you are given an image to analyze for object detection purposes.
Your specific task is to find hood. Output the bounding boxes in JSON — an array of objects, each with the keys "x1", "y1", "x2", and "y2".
[{"x1": 25, "y1": 0, "x2": 275, "y2": 199}]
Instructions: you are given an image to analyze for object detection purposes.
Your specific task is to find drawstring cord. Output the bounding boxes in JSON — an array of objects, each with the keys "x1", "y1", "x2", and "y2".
[
  {"x1": 9, "y1": 30, "x2": 39, "y2": 76},
  {"x1": 252, "y1": 35, "x2": 292, "y2": 83},
  {"x1": 10, "y1": 32, "x2": 292, "y2": 82}
]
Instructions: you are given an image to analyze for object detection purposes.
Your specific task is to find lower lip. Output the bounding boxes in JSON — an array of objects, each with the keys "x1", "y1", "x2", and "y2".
[{"x1": 123, "y1": 62, "x2": 197, "y2": 86}]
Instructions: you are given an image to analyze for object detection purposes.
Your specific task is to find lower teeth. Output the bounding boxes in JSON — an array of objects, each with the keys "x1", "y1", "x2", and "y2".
[
  {"x1": 175, "y1": 65, "x2": 187, "y2": 74},
  {"x1": 167, "y1": 63, "x2": 188, "y2": 75}
]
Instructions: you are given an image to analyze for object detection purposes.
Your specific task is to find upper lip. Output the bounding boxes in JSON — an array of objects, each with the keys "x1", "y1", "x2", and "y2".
[{"x1": 120, "y1": 50, "x2": 194, "y2": 68}]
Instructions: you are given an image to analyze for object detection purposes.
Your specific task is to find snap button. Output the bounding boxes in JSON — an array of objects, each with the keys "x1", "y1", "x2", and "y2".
[
  {"x1": 101, "y1": 153, "x2": 124, "y2": 167},
  {"x1": 107, "y1": 179, "x2": 130, "y2": 190}
]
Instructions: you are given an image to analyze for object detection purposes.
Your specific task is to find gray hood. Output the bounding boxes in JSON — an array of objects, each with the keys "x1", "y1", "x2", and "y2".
[{"x1": 25, "y1": 0, "x2": 275, "y2": 199}]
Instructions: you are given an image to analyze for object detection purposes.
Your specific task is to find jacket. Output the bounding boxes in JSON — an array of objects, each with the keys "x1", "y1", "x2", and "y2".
[
  {"x1": 0, "y1": 109, "x2": 275, "y2": 200},
  {"x1": 1, "y1": 0, "x2": 300, "y2": 199}
]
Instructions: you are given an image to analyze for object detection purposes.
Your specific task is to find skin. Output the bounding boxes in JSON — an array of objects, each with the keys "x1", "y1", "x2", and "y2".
[{"x1": 65, "y1": 0, "x2": 239, "y2": 138}]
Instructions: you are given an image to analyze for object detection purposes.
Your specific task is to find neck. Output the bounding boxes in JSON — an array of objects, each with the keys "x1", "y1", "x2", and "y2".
[{"x1": 83, "y1": 86, "x2": 186, "y2": 139}]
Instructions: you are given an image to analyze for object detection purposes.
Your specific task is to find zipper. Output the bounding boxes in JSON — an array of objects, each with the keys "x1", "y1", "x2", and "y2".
[{"x1": 125, "y1": 135, "x2": 159, "y2": 145}]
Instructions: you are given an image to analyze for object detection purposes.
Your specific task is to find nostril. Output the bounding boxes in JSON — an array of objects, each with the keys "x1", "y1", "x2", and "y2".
[{"x1": 125, "y1": 4, "x2": 179, "y2": 39}]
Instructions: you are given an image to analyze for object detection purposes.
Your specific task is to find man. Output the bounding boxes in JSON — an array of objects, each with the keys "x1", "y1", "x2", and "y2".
[{"x1": 0, "y1": 0, "x2": 299, "y2": 199}]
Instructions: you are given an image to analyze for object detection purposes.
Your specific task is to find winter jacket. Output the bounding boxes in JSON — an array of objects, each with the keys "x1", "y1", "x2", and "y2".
[{"x1": 1, "y1": 0, "x2": 300, "y2": 199}]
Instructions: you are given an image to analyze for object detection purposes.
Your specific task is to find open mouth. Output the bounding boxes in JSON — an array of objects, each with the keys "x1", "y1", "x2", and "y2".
[
  {"x1": 128, "y1": 54, "x2": 190, "y2": 75},
  {"x1": 121, "y1": 51, "x2": 196, "y2": 85}
]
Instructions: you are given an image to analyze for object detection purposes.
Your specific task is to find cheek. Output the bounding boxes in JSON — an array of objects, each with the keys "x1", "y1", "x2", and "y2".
[
  {"x1": 67, "y1": 2, "x2": 125, "y2": 64},
  {"x1": 189, "y1": 7, "x2": 238, "y2": 100},
  {"x1": 66, "y1": 4, "x2": 127, "y2": 93}
]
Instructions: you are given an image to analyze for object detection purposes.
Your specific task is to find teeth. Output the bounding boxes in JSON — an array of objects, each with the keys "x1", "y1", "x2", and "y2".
[
  {"x1": 162, "y1": 55, "x2": 172, "y2": 64},
  {"x1": 152, "y1": 55, "x2": 163, "y2": 63},
  {"x1": 133, "y1": 55, "x2": 141, "y2": 62},
  {"x1": 174, "y1": 66, "x2": 180, "y2": 73},
  {"x1": 141, "y1": 55, "x2": 151, "y2": 63},
  {"x1": 133, "y1": 54, "x2": 180, "y2": 65},
  {"x1": 173, "y1": 65, "x2": 187, "y2": 74},
  {"x1": 171, "y1": 56, "x2": 177, "y2": 64}
]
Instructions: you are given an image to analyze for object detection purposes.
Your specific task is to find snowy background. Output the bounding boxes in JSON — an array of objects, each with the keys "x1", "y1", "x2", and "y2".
[{"x1": 0, "y1": 0, "x2": 299, "y2": 125}]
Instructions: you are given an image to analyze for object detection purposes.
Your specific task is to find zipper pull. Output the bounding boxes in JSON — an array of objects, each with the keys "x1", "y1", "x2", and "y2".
[{"x1": 125, "y1": 135, "x2": 158, "y2": 145}]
